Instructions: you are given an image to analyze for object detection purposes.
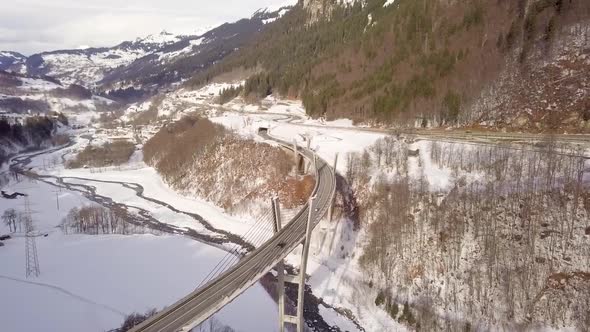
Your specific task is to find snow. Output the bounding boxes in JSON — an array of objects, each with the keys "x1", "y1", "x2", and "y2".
[
  {"x1": 0, "y1": 233, "x2": 276, "y2": 332},
  {"x1": 173, "y1": 87, "x2": 411, "y2": 329},
  {"x1": 383, "y1": 0, "x2": 396, "y2": 7},
  {"x1": 1, "y1": 73, "x2": 114, "y2": 124},
  {"x1": 202, "y1": 94, "x2": 378, "y2": 176},
  {"x1": 39, "y1": 48, "x2": 148, "y2": 85},
  {"x1": 338, "y1": 0, "x2": 361, "y2": 6},
  {"x1": 190, "y1": 38, "x2": 205, "y2": 46},
  {"x1": 263, "y1": 17, "x2": 279, "y2": 24},
  {"x1": 137, "y1": 31, "x2": 181, "y2": 46},
  {"x1": 3, "y1": 79, "x2": 516, "y2": 332},
  {"x1": 408, "y1": 140, "x2": 453, "y2": 191},
  {"x1": 18, "y1": 77, "x2": 62, "y2": 91},
  {"x1": 53, "y1": 168, "x2": 240, "y2": 240},
  {"x1": 258, "y1": 1, "x2": 297, "y2": 14},
  {"x1": 0, "y1": 170, "x2": 277, "y2": 332},
  {"x1": 284, "y1": 216, "x2": 407, "y2": 332}
]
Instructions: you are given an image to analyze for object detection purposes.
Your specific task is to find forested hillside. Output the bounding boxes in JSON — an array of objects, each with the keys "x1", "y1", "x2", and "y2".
[
  {"x1": 0, "y1": 115, "x2": 68, "y2": 164},
  {"x1": 143, "y1": 117, "x2": 313, "y2": 214},
  {"x1": 344, "y1": 137, "x2": 589, "y2": 330},
  {"x1": 189, "y1": 0, "x2": 590, "y2": 131}
]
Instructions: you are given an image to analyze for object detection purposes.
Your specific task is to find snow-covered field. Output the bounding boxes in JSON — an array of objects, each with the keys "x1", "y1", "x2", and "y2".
[
  {"x1": 0, "y1": 170, "x2": 277, "y2": 331},
  {"x1": 0, "y1": 233, "x2": 276, "y2": 332}
]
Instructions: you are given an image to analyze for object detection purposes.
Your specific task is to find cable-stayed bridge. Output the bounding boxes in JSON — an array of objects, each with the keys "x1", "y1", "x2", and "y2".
[{"x1": 131, "y1": 131, "x2": 337, "y2": 332}]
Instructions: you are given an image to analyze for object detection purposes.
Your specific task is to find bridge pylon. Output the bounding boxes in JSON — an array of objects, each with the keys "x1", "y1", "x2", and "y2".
[{"x1": 272, "y1": 196, "x2": 316, "y2": 332}]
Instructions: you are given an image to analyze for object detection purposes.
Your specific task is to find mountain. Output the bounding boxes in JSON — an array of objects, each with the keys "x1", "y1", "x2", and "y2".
[
  {"x1": 0, "y1": 51, "x2": 26, "y2": 72},
  {"x1": 5, "y1": 6, "x2": 292, "y2": 106},
  {"x1": 0, "y1": 70, "x2": 117, "y2": 121},
  {"x1": 98, "y1": 8, "x2": 291, "y2": 99},
  {"x1": 24, "y1": 31, "x2": 185, "y2": 87},
  {"x1": 189, "y1": 0, "x2": 590, "y2": 132}
]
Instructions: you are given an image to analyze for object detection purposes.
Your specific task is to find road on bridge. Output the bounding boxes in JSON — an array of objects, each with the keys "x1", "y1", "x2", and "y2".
[{"x1": 131, "y1": 132, "x2": 336, "y2": 332}]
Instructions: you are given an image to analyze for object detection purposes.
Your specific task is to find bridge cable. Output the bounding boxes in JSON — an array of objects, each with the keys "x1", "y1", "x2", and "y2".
[
  {"x1": 197, "y1": 210, "x2": 272, "y2": 286},
  {"x1": 197, "y1": 209, "x2": 275, "y2": 288},
  {"x1": 200, "y1": 211, "x2": 275, "y2": 286}
]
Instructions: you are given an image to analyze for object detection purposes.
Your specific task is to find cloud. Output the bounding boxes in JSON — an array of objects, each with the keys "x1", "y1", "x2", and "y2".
[{"x1": 0, "y1": 0, "x2": 297, "y2": 55}]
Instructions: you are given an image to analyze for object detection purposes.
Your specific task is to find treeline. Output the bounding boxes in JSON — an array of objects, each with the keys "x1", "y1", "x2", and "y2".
[
  {"x1": 60, "y1": 206, "x2": 148, "y2": 235},
  {"x1": 66, "y1": 140, "x2": 135, "y2": 169},
  {"x1": 187, "y1": 0, "x2": 588, "y2": 126},
  {"x1": 50, "y1": 84, "x2": 92, "y2": 100},
  {"x1": 218, "y1": 86, "x2": 243, "y2": 104},
  {"x1": 143, "y1": 116, "x2": 226, "y2": 177},
  {"x1": 347, "y1": 136, "x2": 590, "y2": 330},
  {"x1": 0, "y1": 97, "x2": 50, "y2": 114},
  {"x1": 0, "y1": 115, "x2": 68, "y2": 164}
]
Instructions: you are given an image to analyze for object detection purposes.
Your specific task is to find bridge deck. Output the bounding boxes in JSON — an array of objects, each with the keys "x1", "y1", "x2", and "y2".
[{"x1": 131, "y1": 133, "x2": 336, "y2": 332}]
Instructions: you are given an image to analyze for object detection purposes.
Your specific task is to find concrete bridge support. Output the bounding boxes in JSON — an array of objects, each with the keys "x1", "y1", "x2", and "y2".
[
  {"x1": 327, "y1": 153, "x2": 338, "y2": 222},
  {"x1": 293, "y1": 140, "x2": 306, "y2": 175},
  {"x1": 272, "y1": 196, "x2": 316, "y2": 332}
]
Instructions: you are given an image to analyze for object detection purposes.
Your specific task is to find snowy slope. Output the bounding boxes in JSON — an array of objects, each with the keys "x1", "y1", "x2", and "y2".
[
  {"x1": 20, "y1": 6, "x2": 292, "y2": 92},
  {"x1": 25, "y1": 31, "x2": 184, "y2": 87},
  {"x1": 99, "y1": 6, "x2": 292, "y2": 95},
  {"x1": 0, "y1": 165, "x2": 277, "y2": 332},
  {"x1": 0, "y1": 71, "x2": 115, "y2": 119},
  {"x1": 0, "y1": 233, "x2": 276, "y2": 332},
  {"x1": 0, "y1": 51, "x2": 26, "y2": 72}
]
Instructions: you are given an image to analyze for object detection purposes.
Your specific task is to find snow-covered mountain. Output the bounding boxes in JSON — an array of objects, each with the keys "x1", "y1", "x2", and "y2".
[
  {"x1": 0, "y1": 70, "x2": 116, "y2": 120},
  {"x1": 4, "y1": 6, "x2": 292, "y2": 101},
  {"x1": 0, "y1": 51, "x2": 27, "y2": 72},
  {"x1": 98, "y1": 7, "x2": 291, "y2": 98},
  {"x1": 24, "y1": 31, "x2": 186, "y2": 87}
]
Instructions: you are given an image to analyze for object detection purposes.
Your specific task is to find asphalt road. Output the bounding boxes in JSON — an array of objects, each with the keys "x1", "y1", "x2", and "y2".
[{"x1": 130, "y1": 132, "x2": 336, "y2": 332}]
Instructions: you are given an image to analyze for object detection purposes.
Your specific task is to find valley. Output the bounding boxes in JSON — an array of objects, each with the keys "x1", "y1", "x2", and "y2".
[{"x1": 1, "y1": 1, "x2": 589, "y2": 331}]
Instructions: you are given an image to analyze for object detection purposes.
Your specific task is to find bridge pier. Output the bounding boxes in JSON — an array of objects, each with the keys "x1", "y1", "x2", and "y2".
[
  {"x1": 327, "y1": 153, "x2": 338, "y2": 222},
  {"x1": 273, "y1": 196, "x2": 316, "y2": 332},
  {"x1": 292, "y1": 139, "x2": 306, "y2": 176},
  {"x1": 271, "y1": 198, "x2": 286, "y2": 332}
]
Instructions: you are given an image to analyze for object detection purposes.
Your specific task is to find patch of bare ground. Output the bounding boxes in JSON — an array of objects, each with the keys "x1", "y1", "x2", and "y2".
[
  {"x1": 275, "y1": 175, "x2": 315, "y2": 209},
  {"x1": 473, "y1": 27, "x2": 590, "y2": 133},
  {"x1": 130, "y1": 103, "x2": 160, "y2": 126},
  {"x1": 546, "y1": 271, "x2": 590, "y2": 290}
]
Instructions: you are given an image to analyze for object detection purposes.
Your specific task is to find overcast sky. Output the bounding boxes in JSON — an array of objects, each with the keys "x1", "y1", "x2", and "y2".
[{"x1": 1, "y1": 0, "x2": 296, "y2": 55}]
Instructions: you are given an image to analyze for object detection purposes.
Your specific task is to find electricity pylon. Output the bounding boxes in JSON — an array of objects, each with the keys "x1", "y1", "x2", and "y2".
[{"x1": 24, "y1": 196, "x2": 40, "y2": 278}]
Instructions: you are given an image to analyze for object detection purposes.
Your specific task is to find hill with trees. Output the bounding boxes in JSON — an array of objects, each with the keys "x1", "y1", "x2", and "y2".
[
  {"x1": 189, "y1": 0, "x2": 590, "y2": 131},
  {"x1": 143, "y1": 116, "x2": 313, "y2": 215}
]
